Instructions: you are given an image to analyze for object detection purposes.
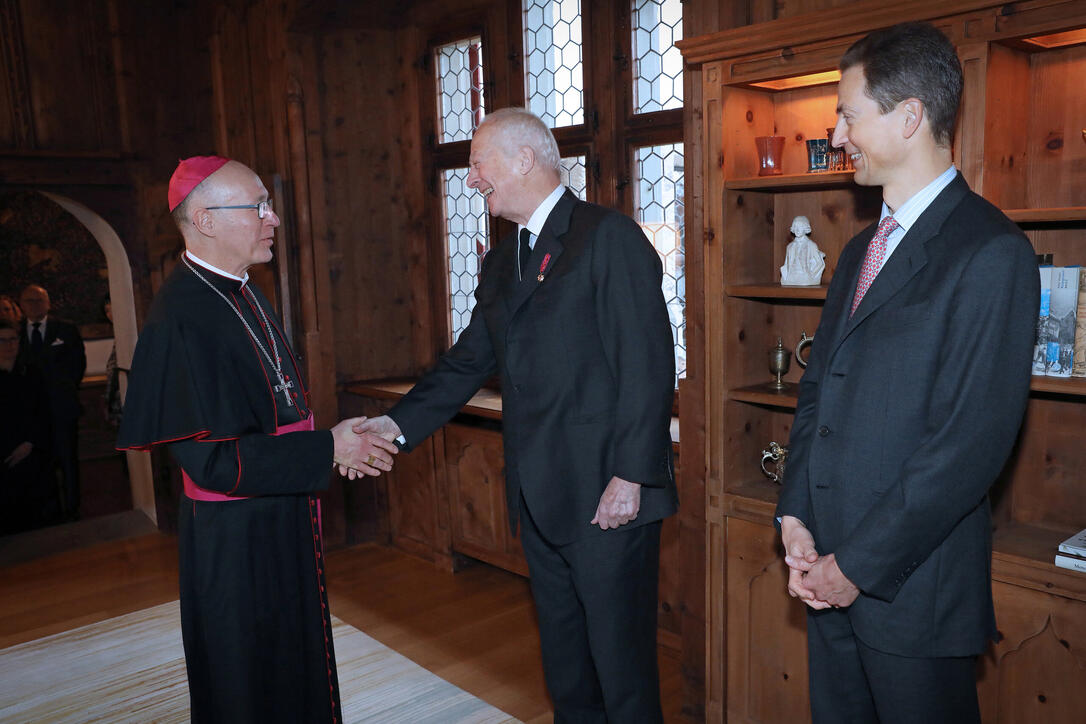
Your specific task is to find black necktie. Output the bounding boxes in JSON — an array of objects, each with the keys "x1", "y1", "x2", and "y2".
[
  {"x1": 30, "y1": 322, "x2": 43, "y2": 355},
  {"x1": 519, "y1": 228, "x2": 532, "y2": 281}
]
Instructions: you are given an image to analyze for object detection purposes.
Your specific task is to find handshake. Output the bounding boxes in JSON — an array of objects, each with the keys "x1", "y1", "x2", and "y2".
[{"x1": 330, "y1": 415, "x2": 404, "y2": 480}]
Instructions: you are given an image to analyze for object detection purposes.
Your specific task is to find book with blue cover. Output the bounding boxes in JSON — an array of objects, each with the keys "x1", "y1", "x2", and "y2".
[
  {"x1": 1032, "y1": 265, "x2": 1052, "y2": 375},
  {"x1": 1045, "y1": 266, "x2": 1080, "y2": 377}
]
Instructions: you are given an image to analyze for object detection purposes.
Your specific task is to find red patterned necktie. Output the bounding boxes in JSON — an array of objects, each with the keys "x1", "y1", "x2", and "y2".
[{"x1": 850, "y1": 215, "x2": 899, "y2": 317}]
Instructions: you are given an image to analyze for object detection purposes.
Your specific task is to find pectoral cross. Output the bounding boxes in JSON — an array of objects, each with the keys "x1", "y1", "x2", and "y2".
[{"x1": 274, "y1": 375, "x2": 295, "y2": 402}]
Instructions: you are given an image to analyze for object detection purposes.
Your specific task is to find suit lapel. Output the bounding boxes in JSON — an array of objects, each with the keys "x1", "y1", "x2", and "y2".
[
  {"x1": 842, "y1": 173, "x2": 969, "y2": 335},
  {"x1": 506, "y1": 190, "x2": 574, "y2": 318}
]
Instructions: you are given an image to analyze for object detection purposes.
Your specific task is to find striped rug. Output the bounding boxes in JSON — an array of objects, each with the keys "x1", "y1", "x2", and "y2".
[{"x1": 0, "y1": 601, "x2": 519, "y2": 723}]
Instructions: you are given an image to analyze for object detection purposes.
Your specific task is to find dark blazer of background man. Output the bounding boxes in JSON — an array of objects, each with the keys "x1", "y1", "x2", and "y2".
[
  {"x1": 357, "y1": 107, "x2": 677, "y2": 723},
  {"x1": 18, "y1": 284, "x2": 86, "y2": 519},
  {"x1": 775, "y1": 22, "x2": 1038, "y2": 724}
]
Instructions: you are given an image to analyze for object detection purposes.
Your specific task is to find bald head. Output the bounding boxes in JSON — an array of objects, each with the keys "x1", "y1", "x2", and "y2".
[{"x1": 19, "y1": 284, "x2": 50, "y2": 323}]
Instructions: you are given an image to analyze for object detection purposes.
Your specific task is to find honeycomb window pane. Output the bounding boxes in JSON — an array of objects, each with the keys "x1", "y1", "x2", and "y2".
[
  {"x1": 635, "y1": 143, "x2": 686, "y2": 384},
  {"x1": 523, "y1": 0, "x2": 584, "y2": 128},
  {"x1": 441, "y1": 167, "x2": 490, "y2": 342},
  {"x1": 632, "y1": 0, "x2": 683, "y2": 114},
  {"x1": 435, "y1": 37, "x2": 485, "y2": 144},
  {"x1": 559, "y1": 155, "x2": 587, "y2": 199}
]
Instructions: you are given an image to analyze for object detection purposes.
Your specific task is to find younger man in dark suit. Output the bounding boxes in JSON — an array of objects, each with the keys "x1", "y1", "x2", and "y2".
[
  {"x1": 18, "y1": 284, "x2": 86, "y2": 520},
  {"x1": 776, "y1": 22, "x2": 1038, "y2": 724},
  {"x1": 356, "y1": 107, "x2": 677, "y2": 722}
]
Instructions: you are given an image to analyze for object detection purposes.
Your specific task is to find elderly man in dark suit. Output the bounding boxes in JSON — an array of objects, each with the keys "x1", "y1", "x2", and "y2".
[
  {"x1": 356, "y1": 107, "x2": 677, "y2": 722},
  {"x1": 18, "y1": 283, "x2": 86, "y2": 520},
  {"x1": 776, "y1": 22, "x2": 1038, "y2": 724}
]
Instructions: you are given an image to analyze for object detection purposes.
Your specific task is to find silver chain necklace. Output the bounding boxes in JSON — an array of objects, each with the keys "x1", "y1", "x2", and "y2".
[{"x1": 181, "y1": 254, "x2": 296, "y2": 403}]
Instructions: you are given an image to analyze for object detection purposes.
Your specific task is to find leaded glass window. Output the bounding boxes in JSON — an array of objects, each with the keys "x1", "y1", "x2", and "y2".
[
  {"x1": 635, "y1": 143, "x2": 685, "y2": 382},
  {"x1": 632, "y1": 0, "x2": 682, "y2": 114},
  {"x1": 442, "y1": 167, "x2": 490, "y2": 342},
  {"x1": 560, "y1": 155, "x2": 587, "y2": 199},
  {"x1": 524, "y1": 0, "x2": 583, "y2": 128},
  {"x1": 436, "y1": 37, "x2": 484, "y2": 144}
]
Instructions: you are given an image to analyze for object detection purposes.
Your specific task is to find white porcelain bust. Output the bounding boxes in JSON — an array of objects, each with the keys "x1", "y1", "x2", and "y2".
[{"x1": 780, "y1": 215, "x2": 825, "y2": 286}]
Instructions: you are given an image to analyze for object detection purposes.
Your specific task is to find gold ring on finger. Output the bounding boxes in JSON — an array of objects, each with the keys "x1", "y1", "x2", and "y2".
[{"x1": 366, "y1": 455, "x2": 376, "y2": 465}]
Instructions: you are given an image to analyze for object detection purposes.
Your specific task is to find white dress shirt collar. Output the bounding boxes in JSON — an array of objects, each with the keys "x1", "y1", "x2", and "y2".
[
  {"x1": 184, "y1": 250, "x2": 249, "y2": 286},
  {"x1": 519, "y1": 184, "x2": 567, "y2": 250}
]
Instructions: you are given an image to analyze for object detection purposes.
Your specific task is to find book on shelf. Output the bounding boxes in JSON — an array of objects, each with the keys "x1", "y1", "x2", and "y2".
[
  {"x1": 1033, "y1": 265, "x2": 1052, "y2": 375},
  {"x1": 1044, "y1": 266, "x2": 1079, "y2": 377},
  {"x1": 1059, "y1": 527, "x2": 1086, "y2": 557},
  {"x1": 1055, "y1": 553, "x2": 1086, "y2": 573},
  {"x1": 1073, "y1": 267, "x2": 1086, "y2": 378}
]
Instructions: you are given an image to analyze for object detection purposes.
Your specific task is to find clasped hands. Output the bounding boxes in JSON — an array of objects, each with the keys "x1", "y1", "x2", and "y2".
[
  {"x1": 780, "y1": 515, "x2": 859, "y2": 610},
  {"x1": 330, "y1": 416, "x2": 400, "y2": 480}
]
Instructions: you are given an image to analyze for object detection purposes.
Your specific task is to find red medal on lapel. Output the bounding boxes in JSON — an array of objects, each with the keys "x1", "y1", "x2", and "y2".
[{"x1": 537, "y1": 253, "x2": 552, "y2": 282}]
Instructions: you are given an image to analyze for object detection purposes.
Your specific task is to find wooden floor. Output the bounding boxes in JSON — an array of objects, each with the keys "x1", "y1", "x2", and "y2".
[{"x1": 0, "y1": 531, "x2": 684, "y2": 723}]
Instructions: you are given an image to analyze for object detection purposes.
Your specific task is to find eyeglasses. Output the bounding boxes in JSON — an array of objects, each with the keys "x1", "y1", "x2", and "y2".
[{"x1": 205, "y1": 199, "x2": 274, "y2": 219}]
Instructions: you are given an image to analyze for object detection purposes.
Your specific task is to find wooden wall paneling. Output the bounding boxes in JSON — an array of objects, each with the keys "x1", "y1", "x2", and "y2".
[
  {"x1": 103, "y1": 0, "x2": 131, "y2": 154},
  {"x1": 977, "y1": 43, "x2": 1030, "y2": 208},
  {"x1": 589, "y1": 0, "x2": 622, "y2": 212},
  {"x1": 285, "y1": 33, "x2": 339, "y2": 428},
  {"x1": 676, "y1": 4, "x2": 716, "y2": 715},
  {"x1": 721, "y1": 86, "x2": 774, "y2": 180},
  {"x1": 16, "y1": 0, "x2": 119, "y2": 151},
  {"x1": 1020, "y1": 226, "x2": 1086, "y2": 268},
  {"x1": 979, "y1": 582, "x2": 1086, "y2": 723},
  {"x1": 417, "y1": 22, "x2": 455, "y2": 356},
  {"x1": 657, "y1": 447, "x2": 682, "y2": 645},
  {"x1": 1005, "y1": 395, "x2": 1086, "y2": 530},
  {"x1": 210, "y1": 5, "x2": 257, "y2": 165},
  {"x1": 725, "y1": 517, "x2": 810, "y2": 724},
  {"x1": 314, "y1": 27, "x2": 419, "y2": 383},
  {"x1": 1027, "y1": 43, "x2": 1086, "y2": 210},
  {"x1": 700, "y1": 58, "x2": 728, "y2": 724},
  {"x1": 386, "y1": 433, "x2": 446, "y2": 562},
  {"x1": 444, "y1": 423, "x2": 526, "y2": 575},
  {"x1": 396, "y1": 22, "x2": 441, "y2": 372},
  {"x1": 0, "y1": 0, "x2": 34, "y2": 148},
  {"x1": 961, "y1": 0, "x2": 1086, "y2": 45}
]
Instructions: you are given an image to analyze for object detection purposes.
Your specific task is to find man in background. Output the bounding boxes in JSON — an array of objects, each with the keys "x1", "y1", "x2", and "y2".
[
  {"x1": 18, "y1": 283, "x2": 85, "y2": 521},
  {"x1": 357, "y1": 108, "x2": 678, "y2": 723},
  {"x1": 776, "y1": 22, "x2": 1037, "y2": 723}
]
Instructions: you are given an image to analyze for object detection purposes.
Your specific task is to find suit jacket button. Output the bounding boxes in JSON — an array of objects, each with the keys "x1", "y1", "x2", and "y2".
[{"x1": 818, "y1": 425, "x2": 830, "y2": 437}]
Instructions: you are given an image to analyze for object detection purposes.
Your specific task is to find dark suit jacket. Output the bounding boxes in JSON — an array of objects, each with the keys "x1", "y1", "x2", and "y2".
[
  {"x1": 18, "y1": 316, "x2": 87, "y2": 421},
  {"x1": 390, "y1": 190, "x2": 678, "y2": 545},
  {"x1": 776, "y1": 174, "x2": 1038, "y2": 658}
]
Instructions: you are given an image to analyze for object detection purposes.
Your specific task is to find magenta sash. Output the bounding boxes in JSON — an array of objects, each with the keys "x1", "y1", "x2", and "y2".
[{"x1": 182, "y1": 414, "x2": 316, "y2": 502}]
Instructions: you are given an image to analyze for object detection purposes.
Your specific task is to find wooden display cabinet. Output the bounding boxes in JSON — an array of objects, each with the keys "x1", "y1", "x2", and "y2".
[{"x1": 681, "y1": 1, "x2": 1086, "y2": 721}]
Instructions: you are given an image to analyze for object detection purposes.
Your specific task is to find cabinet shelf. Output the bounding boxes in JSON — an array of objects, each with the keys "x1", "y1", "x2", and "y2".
[
  {"x1": 725, "y1": 170, "x2": 855, "y2": 192},
  {"x1": 992, "y1": 521, "x2": 1086, "y2": 602},
  {"x1": 1030, "y1": 376, "x2": 1086, "y2": 397},
  {"x1": 727, "y1": 284, "x2": 828, "y2": 300},
  {"x1": 1004, "y1": 207, "x2": 1086, "y2": 224},
  {"x1": 723, "y1": 478, "x2": 782, "y2": 524},
  {"x1": 729, "y1": 383, "x2": 799, "y2": 408}
]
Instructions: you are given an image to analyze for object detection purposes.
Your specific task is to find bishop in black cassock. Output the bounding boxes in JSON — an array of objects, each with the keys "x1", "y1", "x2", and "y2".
[{"x1": 117, "y1": 156, "x2": 395, "y2": 723}]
